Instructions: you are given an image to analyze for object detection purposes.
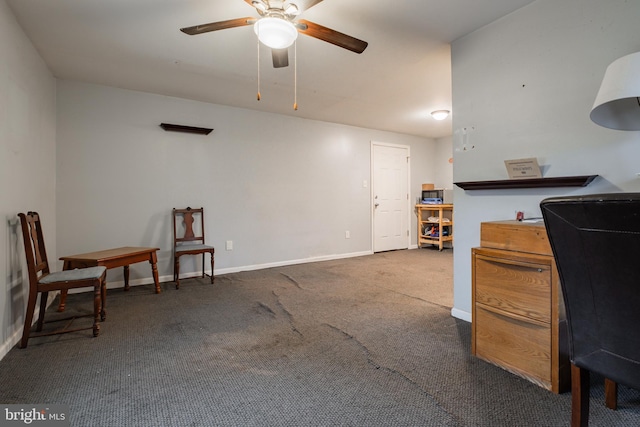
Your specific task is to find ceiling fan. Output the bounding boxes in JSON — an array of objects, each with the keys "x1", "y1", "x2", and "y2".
[{"x1": 180, "y1": 0, "x2": 368, "y2": 69}]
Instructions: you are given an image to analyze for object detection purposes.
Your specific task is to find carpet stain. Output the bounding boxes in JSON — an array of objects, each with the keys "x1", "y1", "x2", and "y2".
[
  {"x1": 273, "y1": 292, "x2": 303, "y2": 337},
  {"x1": 280, "y1": 273, "x2": 305, "y2": 290},
  {"x1": 322, "y1": 322, "x2": 448, "y2": 409},
  {"x1": 255, "y1": 302, "x2": 276, "y2": 317}
]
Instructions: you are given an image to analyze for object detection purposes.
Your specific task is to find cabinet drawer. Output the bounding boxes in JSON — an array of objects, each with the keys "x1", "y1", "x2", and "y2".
[
  {"x1": 480, "y1": 221, "x2": 552, "y2": 255},
  {"x1": 474, "y1": 253, "x2": 551, "y2": 323},
  {"x1": 475, "y1": 305, "x2": 551, "y2": 386}
]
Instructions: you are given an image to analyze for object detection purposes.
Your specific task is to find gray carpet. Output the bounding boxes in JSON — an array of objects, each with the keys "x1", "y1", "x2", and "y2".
[{"x1": 1, "y1": 248, "x2": 639, "y2": 426}]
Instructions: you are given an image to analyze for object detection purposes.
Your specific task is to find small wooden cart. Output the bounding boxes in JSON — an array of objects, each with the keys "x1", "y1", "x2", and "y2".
[{"x1": 416, "y1": 204, "x2": 453, "y2": 250}]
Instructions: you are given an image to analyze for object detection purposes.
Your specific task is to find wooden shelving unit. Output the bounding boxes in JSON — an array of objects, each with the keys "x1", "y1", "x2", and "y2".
[{"x1": 416, "y1": 204, "x2": 453, "y2": 251}]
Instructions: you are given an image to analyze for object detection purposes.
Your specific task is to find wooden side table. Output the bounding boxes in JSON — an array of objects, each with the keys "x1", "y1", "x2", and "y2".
[{"x1": 58, "y1": 246, "x2": 160, "y2": 311}]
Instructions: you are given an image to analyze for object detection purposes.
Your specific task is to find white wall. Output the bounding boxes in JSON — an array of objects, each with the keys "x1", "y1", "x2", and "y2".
[
  {"x1": 56, "y1": 81, "x2": 441, "y2": 285},
  {"x1": 434, "y1": 136, "x2": 453, "y2": 190},
  {"x1": 450, "y1": 0, "x2": 640, "y2": 321},
  {"x1": 0, "y1": 0, "x2": 57, "y2": 355}
]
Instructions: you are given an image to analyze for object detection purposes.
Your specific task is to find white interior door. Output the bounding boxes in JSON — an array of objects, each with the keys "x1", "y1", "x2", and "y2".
[{"x1": 372, "y1": 142, "x2": 409, "y2": 252}]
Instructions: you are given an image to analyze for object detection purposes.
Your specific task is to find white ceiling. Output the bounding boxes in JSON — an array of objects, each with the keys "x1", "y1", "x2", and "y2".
[{"x1": 6, "y1": 0, "x2": 535, "y2": 138}]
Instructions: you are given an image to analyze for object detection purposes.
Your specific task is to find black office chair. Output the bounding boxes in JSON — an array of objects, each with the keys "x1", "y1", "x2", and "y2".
[{"x1": 541, "y1": 193, "x2": 640, "y2": 427}]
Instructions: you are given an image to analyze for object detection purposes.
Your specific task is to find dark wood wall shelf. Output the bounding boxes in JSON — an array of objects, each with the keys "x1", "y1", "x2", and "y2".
[
  {"x1": 455, "y1": 175, "x2": 598, "y2": 190},
  {"x1": 160, "y1": 123, "x2": 213, "y2": 135}
]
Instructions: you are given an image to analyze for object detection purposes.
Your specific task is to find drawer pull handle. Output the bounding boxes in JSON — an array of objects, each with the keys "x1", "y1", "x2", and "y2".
[{"x1": 538, "y1": 268, "x2": 543, "y2": 273}]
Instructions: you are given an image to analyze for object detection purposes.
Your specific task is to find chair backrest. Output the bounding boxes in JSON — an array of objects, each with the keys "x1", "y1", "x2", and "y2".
[
  {"x1": 18, "y1": 212, "x2": 51, "y2": 286},
  {"x1": 173, "y1": 207, "x2": 206, "y2": 246},
  {"x1": 540, "y1": 193, "x2": 640, "y2": 390}
]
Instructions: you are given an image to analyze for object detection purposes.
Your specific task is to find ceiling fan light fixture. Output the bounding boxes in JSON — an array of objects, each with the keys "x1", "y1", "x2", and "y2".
[
  {"x1": 252, "y1": 0, "x2": 268, "y2": 12},
  {"x1": 431, "y1": 110, "x2": 450, "y2": 120},
  {"x1": 284, "y1": 3, "x2": 300, "y2": 15},
  {"x1": 254, "y1": 17, "x2": 298, "y2": 49}
]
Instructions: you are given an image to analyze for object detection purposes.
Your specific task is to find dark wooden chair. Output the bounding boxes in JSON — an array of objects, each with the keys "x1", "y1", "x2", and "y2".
[
  {"x1": 541, "y1": 194, "x2": 640, "y2": 426},
  {"x1": 18, "y1": 212, "x2": 107, "y2": 348},
  {"x1": 172, "y1": 207, "x2": 215, "y2": 289}
]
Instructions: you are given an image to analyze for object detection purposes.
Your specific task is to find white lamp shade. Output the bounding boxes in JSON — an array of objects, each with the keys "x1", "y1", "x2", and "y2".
[
  {"x1": 254, "y1": 17, "x2": 298, "y2": 49},
  {"x1": 590, "y1": 52, "x2": 640, "y2": 130}
]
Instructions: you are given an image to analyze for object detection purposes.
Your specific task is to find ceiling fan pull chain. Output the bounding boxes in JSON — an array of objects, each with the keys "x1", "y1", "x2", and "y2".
[
  {"x1": 256, "y1": 26, "x2": 261, "y2": 101},
  {"x1": 293, "y1": 39, "x2": 298, "y2": 111}
]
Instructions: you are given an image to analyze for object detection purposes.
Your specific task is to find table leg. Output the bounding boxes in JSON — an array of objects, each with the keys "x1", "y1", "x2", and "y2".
[
  {"x1": 100, "y1": 275, "x2": 107, "y2": 321},
  {"x1": 92, "y1": 284, "x2": 101, "y2": 337},
  {"x1": 150, "y1": 251, "x2": 161, "y2": 293},
  {"x1": 124, "y1": 265, "x2": 130, "y2": 291}
]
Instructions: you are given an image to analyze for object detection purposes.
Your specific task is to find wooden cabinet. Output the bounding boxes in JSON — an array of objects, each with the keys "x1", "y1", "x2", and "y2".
[
  {"x1": 471, "y1": 221, "x2": 570, "y2": 393},
  {"x1": 416, "y1": 204, "x2": 453, "y2": 251}
]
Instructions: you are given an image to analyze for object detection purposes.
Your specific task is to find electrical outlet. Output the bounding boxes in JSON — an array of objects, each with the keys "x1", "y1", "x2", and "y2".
[
  {"x1": 345, "y1": 231, "x2": 350, "y2": 239},
  {"x1": 225, "y1": 240, "x2": 233, "y2": 251}
]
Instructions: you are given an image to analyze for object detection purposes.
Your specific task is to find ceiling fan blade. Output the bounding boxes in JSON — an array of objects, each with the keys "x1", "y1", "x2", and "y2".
[
  {"x1": 180, "y1": 17, "x2": 255, "y2": 35},
  {"x1": 297, "y1": 19, "x2": 368, "y2": 54},
  {"x1": 272, "y1": 48, "x2": 289, "y2": 68}
]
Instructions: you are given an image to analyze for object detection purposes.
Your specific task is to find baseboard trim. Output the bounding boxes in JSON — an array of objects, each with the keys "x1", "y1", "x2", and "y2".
[
  {"x1": 214, "y1": 250, "x2": 374, "y2": 275},
  {"x1": 66, "y1": 250, "x2": 376, "y2": 291},
  {"x1": 451, "y1": 307, "x2": 471, "y2": 322},
  {"x1": 0, "y1": 329, "x2": 21, "y2": 360},
  {"x1": 0, "y1": 305, "x2": 46, "y2": 359}
]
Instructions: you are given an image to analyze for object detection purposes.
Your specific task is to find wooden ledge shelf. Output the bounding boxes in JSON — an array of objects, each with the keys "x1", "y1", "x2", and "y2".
[
  {"x1": 455, "y1": 175, "x2": 598, "y2": 190},
  {"x1": 160, "y1": 123, "x2": 213, "y2": 135}
]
